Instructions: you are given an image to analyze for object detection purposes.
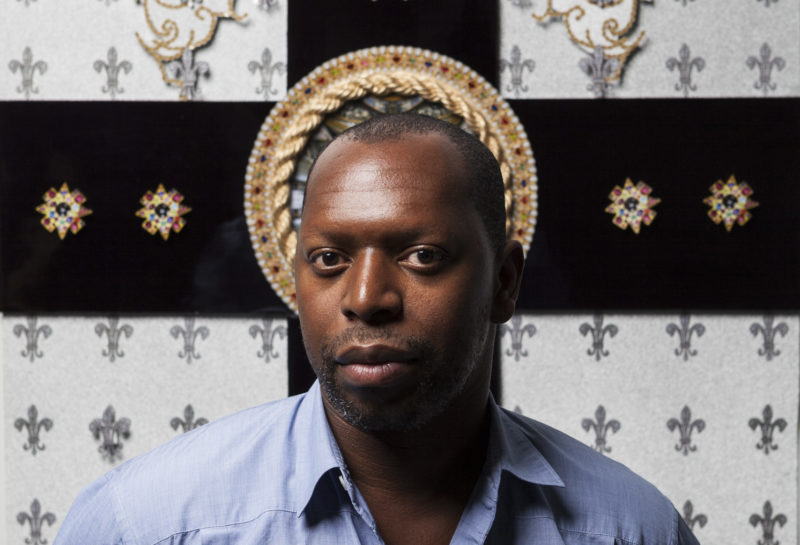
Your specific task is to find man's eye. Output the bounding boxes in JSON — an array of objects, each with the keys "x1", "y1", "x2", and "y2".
[
  {"x1": 405, "y1": 248, "x2": 445, "y2": 267},
  {"x1": 310, "y1": 251, "x2": 345, "y2": 269}
]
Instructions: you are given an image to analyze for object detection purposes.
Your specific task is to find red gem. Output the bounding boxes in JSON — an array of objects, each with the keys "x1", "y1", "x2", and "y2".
[
  {"x1": 613, "y1": 189, "x2": 621, "y2": 196},
  {"x1": 714, "y1": 182, "x2": 723, "y2": 190},
  {"x1": 347, "y1": 63, "x2": 355, "y2": 70},
  {"x1": 48, "y1": 191, "x2": 55, "y2": 198},
  {"x1": 516, "y1": 229, "x2": 523, "y2": 236},
  {"x1": 272, "y1": 266, "x2": 279, "y2": 273},
  {"x1": 146, "y1": 194, "x2": 153, "y2": 201},
  {"x1": 515, "y1": 148, "x2": 522, "y2": 155},
  {"x1": 265, "y1": 139, "x2": 272, "y2": 146},
  {"x1": 501, "y1": 118, "x2": 509, "y2": 125},
  {"x1": 441, "y1": 66, "x2": 449, "y2": 72},
  {"x1": 43, "y1": 218, "x2": 50, "y2": 225},
  {"x1": 641, "y1": 187, "x2": 650, "y2": 194},
  {"x1": 291, "y1": 293, "x2": 296, "y2": 300},
  {"x1": 317, "y1": 77, "x2": 325, "y2": 84},
  {"x1": 256, "y1": 219, "x2": 265, "y2": 228},
  {"x1": 254, "y1": 187, "x2": 262, "y2": 195},
  {"x1": 145, "y1": 222, "x2": 151, "y2": 228},
  {"x1": 393, "y1": 56, "x2": 400, "y2": 63},
  {"x1": 75, "y1": 195, "x2": 84, "y2": 203},
  {"x1": 281, "y1": 111, "x2": 289, "y2": 117},
  {"x1": 521, "y1": 196, "x2": 528, "y2": 204},
  {"x1": 468, "y1": 81, "x2": 475, "y2": 88}
]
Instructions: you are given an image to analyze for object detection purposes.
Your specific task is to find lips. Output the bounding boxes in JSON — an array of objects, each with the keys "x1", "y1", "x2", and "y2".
[{"x1": 335, "y1": 344, "x2": 418, "y2": 389}]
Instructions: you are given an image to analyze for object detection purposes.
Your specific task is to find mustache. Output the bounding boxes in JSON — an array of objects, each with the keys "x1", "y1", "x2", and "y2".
[{"x1": 319, "y1": 327, "x2": 432, "y2": 363}]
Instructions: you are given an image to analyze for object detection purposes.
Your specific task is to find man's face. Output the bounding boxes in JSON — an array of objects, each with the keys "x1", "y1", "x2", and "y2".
[{"x1": 295, "y1": 133, "x2": 499, "y2": 432}]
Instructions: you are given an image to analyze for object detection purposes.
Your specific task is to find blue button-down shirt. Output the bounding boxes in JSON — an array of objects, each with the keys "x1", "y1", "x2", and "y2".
[{"x1": 55, "y1": 382, "x2": 699, "y2": 544}]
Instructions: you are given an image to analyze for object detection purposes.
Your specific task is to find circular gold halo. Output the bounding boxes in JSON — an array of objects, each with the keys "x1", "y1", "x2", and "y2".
[{"x1": 244, "y1": 45, "x2": 538, "y2": 313}]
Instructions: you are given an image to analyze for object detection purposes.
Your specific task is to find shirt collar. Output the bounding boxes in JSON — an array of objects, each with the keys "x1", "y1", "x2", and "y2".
[
  {"x1": 485, "y1": 394, "x2": 565, "y2": 488},
  {"x1": 295, "y1": 383, "x2": 565, "y2": 515},
  {"x1": 294, "y1": 381, "x2": 346, "y2": 515}
]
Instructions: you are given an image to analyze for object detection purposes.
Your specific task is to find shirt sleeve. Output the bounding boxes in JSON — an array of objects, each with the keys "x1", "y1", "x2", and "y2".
[
  {"x1": 674, "y1": 510, "x2": 701, "y2": 545},
  {"x1": 53, "y1": 474, "x2": 127, "y2": 545}
]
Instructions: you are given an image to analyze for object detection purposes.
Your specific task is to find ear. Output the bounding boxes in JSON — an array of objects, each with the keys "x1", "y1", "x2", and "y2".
[{"x1": 490, "y1": 240, "x2": 525, "y2": 324}]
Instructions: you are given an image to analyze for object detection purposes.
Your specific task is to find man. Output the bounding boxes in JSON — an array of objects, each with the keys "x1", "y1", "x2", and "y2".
[{"x1": 56, "y1": 113, "x2": 700, "y2": 544}]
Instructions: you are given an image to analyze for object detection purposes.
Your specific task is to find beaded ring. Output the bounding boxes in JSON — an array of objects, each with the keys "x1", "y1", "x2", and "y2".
[{"x1": 244, "y1": 46, "x2": 538, "y2": 312}]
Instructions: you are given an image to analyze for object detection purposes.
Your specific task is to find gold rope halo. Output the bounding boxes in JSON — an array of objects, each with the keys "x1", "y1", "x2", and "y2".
[{"x1": 244, "y1": 45, "x2": 538, "y2": 313}]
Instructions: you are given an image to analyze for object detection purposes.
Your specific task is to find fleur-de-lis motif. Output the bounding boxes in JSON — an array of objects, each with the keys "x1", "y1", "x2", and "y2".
[
  {"x1": 166, "y1": 48, "x2": 209, "y2": 101},
  {"x1": 248, "y1": 48, "x2": 286, "y2": 99},
  {"x1": 94, "y1": 47, "x2": 133, "y2": 99},
  {"x1": 249, "y1": 318, "x2": 287, "y2": 362},
  {"x1": 750, "y1": 316, "x2": 789, "y2": 361},
  {"x1": 95, "y1": 317, "x2": 134, "y2": 362},
  {"x1": 749, "y1": 405, "x2": 787, "y2": 455},
  {"x1": 507, "y1": 0, "x2": 532, "y2": 7},
  {"x1": 675, "y1": 0, "x2": 695, "y2": 6},
  {"x1": 579, "y1": 46, "x2": 619, "y2": 98},
  {"x1": 13, "y1": 317, "x2": 53, "y2": 362},
  {"x1": 499, "y1": 314, "x2": 536, "y2": 362},
  {"x1": 746, "y1": 43, "x2": 785, "y2": 96},
  {"x1": 256, "y1": 0, "x2": 279, "y2": 11},
  {"x1": 170, "y1": 317, "x2": 210, "y2": 363},
  {"x1": 14, "y1": 405, "x2": 53, "y2": 455},
  {"x1": 170, "y1": 404, "x2": 209, "y2": 433},
  {"x1": 682, "y1": 500, "x2": 708, "y2": 531},
  {"x1": 17, "y1": 0, "x2": 38, "y2": 5},
  {"x1": 667, "y1": 405, "x2": 705, "y2": 455},
  {"x1": 98, "y1": 0, "x2": 119, "y2": 5},
  {"x1": 666, "y1": 314, "x2": 706, "y2": 361},
  {"x1": 581, "y1": 405, "x2": 621, "y2": 453},
  {"x1": 89, "y1": 405, "x2": 131, "y2": 462},
  {"x1": 180, "y1": 0, "x2": 202, "y2": 7},
  {"x1": 579, "y1": 315, "x2": 618, "y2": 361},
  {"x1": 756, "y1": 0, "x2": 778, "y2": 6},
  {"x1": 17, "y1": 499, "x2": 56, "y2": 545},
  {"x1": 588, "y1": 0, "x2": 618, "y2": 6},
  {"x1": 666, "y1": 43, "x2": 705, "y2": 97},
  {"x1": 500, "y1": 45, "x2": 535, "y2": 98},
  {"x1": 9, "y1": 47, "x2": 48, "y2": 100},
  {"x1": 750, "y1": 501, "x2": 787, "y2": 545}
]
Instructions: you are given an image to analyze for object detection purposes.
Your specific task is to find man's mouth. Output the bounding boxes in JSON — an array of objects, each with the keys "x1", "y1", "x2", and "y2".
[{"x1": 334, "y1": 344, "x2": 419, "y2": 389}]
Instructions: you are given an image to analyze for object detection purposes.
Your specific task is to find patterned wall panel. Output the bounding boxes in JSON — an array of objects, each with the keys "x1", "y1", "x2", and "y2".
[
  {"x1": 500, "y1": 0, "x2": 800, "y2": 98},
  {"x1": 2, "y1": 314, "x2": 288, "y2": 544},
  {"x1": 2, "y1": 0, "x2": 287, "y2": 101},
  {"x1": 501, "y1": 313, "x2": 798, "y2": 543}
]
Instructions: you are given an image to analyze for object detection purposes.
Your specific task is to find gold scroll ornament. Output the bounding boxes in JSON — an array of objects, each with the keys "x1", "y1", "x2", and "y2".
[
  {"x1": 135, "y1": 0, "x2": 246, "y2": 92},
  {"x1": 244, "y1": 46, "x2": 538, "y2": 312},
  {"x1": 534, "y1": 0, "x2": 652, "y2": 82}
]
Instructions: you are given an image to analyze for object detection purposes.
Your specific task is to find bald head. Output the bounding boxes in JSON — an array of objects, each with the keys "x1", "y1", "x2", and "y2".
[{"x1": 305, "y1": 113, "x2": 507, "y2": 251}]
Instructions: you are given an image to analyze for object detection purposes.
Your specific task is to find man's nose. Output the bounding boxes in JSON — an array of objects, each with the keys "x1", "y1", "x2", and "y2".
[{"x1": 341, "y1": 250, "x2": 402, "y2": 324}]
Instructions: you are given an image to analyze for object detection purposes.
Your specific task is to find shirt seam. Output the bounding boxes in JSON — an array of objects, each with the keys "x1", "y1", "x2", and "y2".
[
  {"x1": 150, "y1": 507, "x2": 358, "y2": 544},
  {"x1": 107, "y1": 471, "x2": 138, "y2": 545},
  {"x1": 555, "y1": 525, "x2": 641, "y2": 545}
]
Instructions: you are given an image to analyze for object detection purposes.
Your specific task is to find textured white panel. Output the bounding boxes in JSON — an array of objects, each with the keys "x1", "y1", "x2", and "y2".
[
  {"x1": 500, "y1": 313, "x2": 799, "y2": 544},
  {"x1": 1, "y1": 0, "x2": 287, "y2": 101},
  {"x1": 500, "y1": 0, "x2": 800, "y2": 98},
  {"x1": 3, "y1": 314, "x2": 289, "y2": 544}
]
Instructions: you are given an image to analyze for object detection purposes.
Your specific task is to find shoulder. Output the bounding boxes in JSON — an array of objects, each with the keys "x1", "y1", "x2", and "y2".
[
  {"x1": 56, "y1": 393, "x2": 309, "y2": 545},
  {"x1": 499, "y1": 409, "x2": 696, "y2": 545}
]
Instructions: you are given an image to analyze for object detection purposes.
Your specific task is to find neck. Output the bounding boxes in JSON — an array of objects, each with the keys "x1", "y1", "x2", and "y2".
[{"x1": 323, "y1": 376, "x2": 491, "y2": 503}]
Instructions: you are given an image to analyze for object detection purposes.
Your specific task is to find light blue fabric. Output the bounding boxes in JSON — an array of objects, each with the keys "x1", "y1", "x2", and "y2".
[{"x1": 55, "y1": 382, "x2": 700, "y2": 544}]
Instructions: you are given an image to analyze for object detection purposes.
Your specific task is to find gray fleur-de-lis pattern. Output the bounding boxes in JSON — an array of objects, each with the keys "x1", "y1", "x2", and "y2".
[
  {"x1": 501, "y1": 314, "x2": 798, "y2": 544},
  {"x1": 3, "y1": 314, "x2": 289, "y2": 540},
  {"x1": 2, "y1": 2, "x2": 286, "y2": 100},
  {"x1": 499, "y1": 1, "x2": 799, "y2": 98}
]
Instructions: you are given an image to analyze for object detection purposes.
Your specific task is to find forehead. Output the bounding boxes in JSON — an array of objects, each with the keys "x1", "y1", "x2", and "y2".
[{"x1": 304, "y1": 132, "x2": 469, "y2": 213}]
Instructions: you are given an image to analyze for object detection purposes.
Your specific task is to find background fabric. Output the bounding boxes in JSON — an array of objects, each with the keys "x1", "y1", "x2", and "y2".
[{"x1": 1, "y1": 1, "x2": 798, "y2": 544}]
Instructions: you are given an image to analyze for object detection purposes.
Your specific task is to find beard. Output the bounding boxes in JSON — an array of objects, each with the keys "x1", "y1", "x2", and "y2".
[{"x1": 311, "y1": 325, "x2": 484, "y2": 433}]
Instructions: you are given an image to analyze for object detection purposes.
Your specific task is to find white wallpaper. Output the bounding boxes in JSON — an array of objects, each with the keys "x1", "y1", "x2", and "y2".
[
  {"x1": 2, "y1": 314, "x2": 288, "y2": 543},
  {"x1": 499, "y1": 0, "x2": 800, "y2": 98},
  {"x1": 1, "y1": 0, "x2": 288, "y2": 101},
  {"x1": 501, "y1": 313, "x2": 799, "y2": 543}
]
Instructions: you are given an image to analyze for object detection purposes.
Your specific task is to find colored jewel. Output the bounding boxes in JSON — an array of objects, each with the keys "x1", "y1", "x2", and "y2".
[
  {"x1": 135, "y1": 184, "x2": 191, "y2": 240},
  {"x1": 702, "y1": 175, "x2": 758, "y2": 231},
  {"x1": 604, "y1": 178, "x2": 660, "y2": 234},
  {"x1": 35, "y1": 182, "x2": 92, "y2": 239}
]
